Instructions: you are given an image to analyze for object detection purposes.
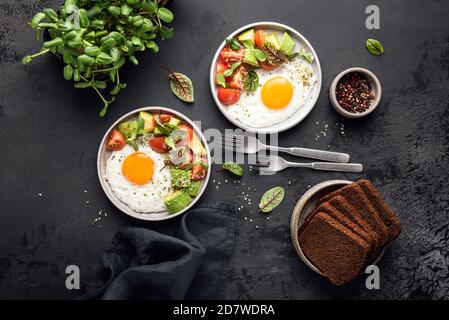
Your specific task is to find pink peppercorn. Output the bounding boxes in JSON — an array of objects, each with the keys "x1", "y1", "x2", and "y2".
[{"x1": 335, "y1": 72, "x2": 374, "y2": 113}]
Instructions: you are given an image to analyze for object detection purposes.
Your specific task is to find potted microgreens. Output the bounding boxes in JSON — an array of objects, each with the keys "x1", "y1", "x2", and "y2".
[{"x1": 22, "y1": 0, "x2": 175, "y2": 116}]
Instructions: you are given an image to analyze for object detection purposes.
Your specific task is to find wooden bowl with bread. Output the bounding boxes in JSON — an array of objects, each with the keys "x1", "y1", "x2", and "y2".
[{"x1": 291, "y1": 179, "x2": 401, "y2": 286}]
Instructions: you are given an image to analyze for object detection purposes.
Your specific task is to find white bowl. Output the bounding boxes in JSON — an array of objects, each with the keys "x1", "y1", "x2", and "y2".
[
  {"x1": 97, "y1": 106, "x2": 211, "y2": 221},
  {"x1": 209, "y1": 21, "x2": 322, "y2": 134}
]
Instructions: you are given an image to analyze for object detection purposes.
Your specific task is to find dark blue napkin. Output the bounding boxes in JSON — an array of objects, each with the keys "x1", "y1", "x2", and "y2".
[{"x1": 81, "y1": 202, "x2": 237, "y2": 300}]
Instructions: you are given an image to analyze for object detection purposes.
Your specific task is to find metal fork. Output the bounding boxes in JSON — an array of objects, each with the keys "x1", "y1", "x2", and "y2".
[
  {"x1": 223, "y1": 134, "x2": 350, "y2": 163},
  {"x1": 254, "y1": 155, "x2": 363, "y2": 175}
]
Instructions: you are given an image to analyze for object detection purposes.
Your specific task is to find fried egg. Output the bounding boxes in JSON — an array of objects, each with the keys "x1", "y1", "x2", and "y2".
[
  {"x1": 226, "y1": 58, "x2": 316, "y2": 128},
  {"x1": 105, "y1": 144, "x2": 171, "y2": 213}
]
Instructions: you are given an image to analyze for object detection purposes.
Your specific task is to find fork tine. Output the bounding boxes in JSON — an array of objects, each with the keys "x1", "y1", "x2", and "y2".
[
  {"x1": 252, "y1": 157, "x2": 270, "y2": 167},
  {"x1": 222, "y1": 135, "x2": 244, "y2": 149}
]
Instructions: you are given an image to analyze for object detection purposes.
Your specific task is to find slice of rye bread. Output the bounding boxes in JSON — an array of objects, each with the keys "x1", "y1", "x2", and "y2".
[
  {"x1": 316, "y1": 184, "x2": 390, "y2": 246},
  {"x1": 315, "y1": 202, "x2": 375, "y2": 249},
  {"x1": 301, "y1": 201, "x2": 379, "y2": 262},
  {"x1": 357, "y1": 179, "x2": 401, "y2": 241},
  {"x1": 328, "y1": 196, "x2": 380, "y2": 249},
  {"x1": 298, "y1": 212, "x2": 371, "y2": 286}
]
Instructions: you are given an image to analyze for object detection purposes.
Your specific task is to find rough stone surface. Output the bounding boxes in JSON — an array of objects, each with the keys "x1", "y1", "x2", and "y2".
[{"x1": 0, "y1": 0, "x2": 448, "y2": 299}]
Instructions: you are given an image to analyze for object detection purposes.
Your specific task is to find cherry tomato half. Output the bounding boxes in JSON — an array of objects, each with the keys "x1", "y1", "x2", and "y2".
[
  {"x1": 255, "y1": 30, "x2": 267, "y2": 49},
  {"x1": 217, "y1": 88, "x2": 241, "y2": 105},
  {"x1": 158, "y1": 114, "x2": 171, "y2": 123},
  {"x1": 149, "y1": 137, "x2": 169, "y2": 153},
  {"x1": 106, "y1": 129, "x2": 126, "y2": 151},
  {"x1": 260, "y1": 61, "x2": 277, "y2": 71},
  {"x1": 191, "y1": 161, "x2": 208, "y2": 181},
  {"x1": 219, "y1": 47, "x2": 244, "y2": 63},
  {"x1": 229, "y1": 65, "x2": 247, "y2": 89}
]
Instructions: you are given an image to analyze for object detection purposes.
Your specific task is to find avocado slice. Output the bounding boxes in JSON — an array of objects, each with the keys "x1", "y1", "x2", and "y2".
[
  {"x1": 138, "y1": 111, "x2": 155, "y2": 133},
  {"x1": 185, "y1": 180, "x2": 201, "y2": 197},
  {"x1": 266, "y1": 33, "x2": 280, "y2": 50},
  {"x1": 168, "y1": 117, "x2": 181, "y2": 127},
  {"x1": 244, "y1": 49, "x2": 260, "y2": 67},
  {"x1": 238, "y1": 28, "x2": 255, "y2": 45},
  {"x1": 153, "y1": 126, "x2": 165, "y2": 136},
  {"x1": 118, "y1": 121, "x2": 138, "y2": 140},
  {"x1": 165, "y1": 190, "x2": 192, "y2": 214},
  {"x1": 279, "y1": 32, "x2": 295, "y2": 55},
  {"x1": 170, "y1": 169, "x2": 192, "y2": 189}
]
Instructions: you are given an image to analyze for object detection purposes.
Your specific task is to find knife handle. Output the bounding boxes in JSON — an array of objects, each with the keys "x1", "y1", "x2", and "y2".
[
  {"x1": 288, "y1": 147, "x2": 351, "y2": 163},
  {"x1": 310, "y1": 162, "x2": 363, "y2": 173}
]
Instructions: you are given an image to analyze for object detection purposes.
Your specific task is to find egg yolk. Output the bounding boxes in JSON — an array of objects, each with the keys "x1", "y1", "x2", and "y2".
[
  {"x1": 122, "y1": 152, "x2": 154, "y2": 185},
  {"x1": 261, "y1": 76, "x2": 293, "y2": 109}
]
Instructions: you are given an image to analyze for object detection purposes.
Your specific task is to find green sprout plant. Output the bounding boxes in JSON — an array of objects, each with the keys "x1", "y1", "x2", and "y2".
[{"x1": 22, "y1": 0, "x2": 174, "y2": 116}]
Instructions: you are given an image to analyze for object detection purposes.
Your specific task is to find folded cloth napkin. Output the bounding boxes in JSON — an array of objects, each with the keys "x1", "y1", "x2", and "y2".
[{"x1": 81, "y1": 202, "x2": 237, "y2": 300}]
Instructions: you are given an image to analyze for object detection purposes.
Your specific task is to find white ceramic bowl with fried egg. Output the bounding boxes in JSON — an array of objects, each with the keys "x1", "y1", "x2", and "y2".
[
  {"x1": 209, "y1": 22, "x2": 322, "y2": 134},
  {"x1": 97, "y1": 106, "x2": 211, "y2": 221}
]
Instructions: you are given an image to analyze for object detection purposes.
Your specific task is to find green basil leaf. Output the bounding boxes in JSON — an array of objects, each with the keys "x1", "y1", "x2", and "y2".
[
  {"x1": 222, "y1": 162, "x2": 243, "y2": 177},
  {"x1": 120, "y1": 4, "x2": 133, "y2": 16},
  {"x1": 223, "y1": 69, "x2": 232, "y2": 77},
  {"x1": 31, "y1": 12, "x2": 46, "y2": 28},
  {"x1": 160, "y1": 26, "x2": 174, "y2": 40},
  {"x1": 157, "y1": 7, "x2": 174, "y2": 23},
  {"x1": 84, "y1": 46, "x2": 101, "y2": 57},
  {"x1": 110, "y1": 85, "x2": 121, "y2": 95},
  {"x1": 223, "y1": 61, "x2": 242, "y2": 77},
  {"x1": 216, "y1": 73, "x2": 226, "y2": 88},
  {"x1": 243, "y1": 70, "x2": 259, "y2": 93},
  {"x1": 366, "y1": 38, "x2": 384, "y2": 56},
  {"x1": 259, "y1": 186, "x2": 285, "y2": 213},
  {"x1": 142, "y1": 0, "x2": 158, "y2": 13},
  {"x1": 43, "y1": 37, "x2": 63, "y2": 48},
  {"x1": 64, "y1": 0, "x2": 76, "y2": 14},
  {"x1": 43, "y1": 9, "x2": 58, "y2": 22},
  {"x1": 94, "y1": 80, "x2": 107, "y2": 89},
  {"x1": 169, "y1": 72, "x2": 194, "y2": 103},
  {"x1": 63, "y1": 64, "x2": 73, "y2": 80},
  {"x1": 74, "y1": 82, "x2": 91, "y2": 89}
]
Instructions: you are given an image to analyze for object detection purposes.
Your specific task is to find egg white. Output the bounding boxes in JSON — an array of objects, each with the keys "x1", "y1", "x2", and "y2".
[
  {"x1": 105, "y1": 144, "x2": 172, "y2": 214},
  {"x1": 226, "y1": 57, "x2": 316, "y2": 128}
]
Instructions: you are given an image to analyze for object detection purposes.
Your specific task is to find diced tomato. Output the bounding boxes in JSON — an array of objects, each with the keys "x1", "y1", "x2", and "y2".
[
  {"x1": 219, "y1": 47, "x2": 244, "y2": 64},
  {"x1": 229, "y1": 65, "x2": 247, "y2": 89},
  {"x1": 158, "y1": 114, "x2": 171, "y2": 123},
  {"x1": 191, "y1": 160, "x2": 208, "y2": 180},
  {"x1": 106, "y1": 129, "x2": 126, "y2": 151},
  {"x1": 149, "y1": 137, "x2": 169, "y2": 153},
  {"x1": 260, "y1": 61, "x2": 277, "y2": 71},
  {"x1": 216, "y1": 61, "x2": 228, "y2": 75},
  {"x1": 217, "y1": 88, "x2": 241, "y2": 105},
  {"x1": 255, "y1": 30, "x2": 267, "y2": 49}
]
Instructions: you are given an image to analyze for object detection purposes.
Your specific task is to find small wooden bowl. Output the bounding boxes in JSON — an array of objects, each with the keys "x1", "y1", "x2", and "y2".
[
  {"x1": 290, "y1": 180, "x2": 384, "y2": 276},
  {"x1": 329, "y1": 67, "x2": 381, "y2": 119}
]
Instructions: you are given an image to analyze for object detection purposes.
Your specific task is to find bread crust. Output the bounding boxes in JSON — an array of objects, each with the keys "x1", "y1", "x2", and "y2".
[{"x1": 356, "y1": 179, "x2": 401, "y2": 242}]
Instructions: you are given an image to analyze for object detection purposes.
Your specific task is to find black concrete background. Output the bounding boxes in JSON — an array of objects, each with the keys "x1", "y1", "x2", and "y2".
[{"x1": 0, "y1": 0, "x2": 448, "y2": 299}]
